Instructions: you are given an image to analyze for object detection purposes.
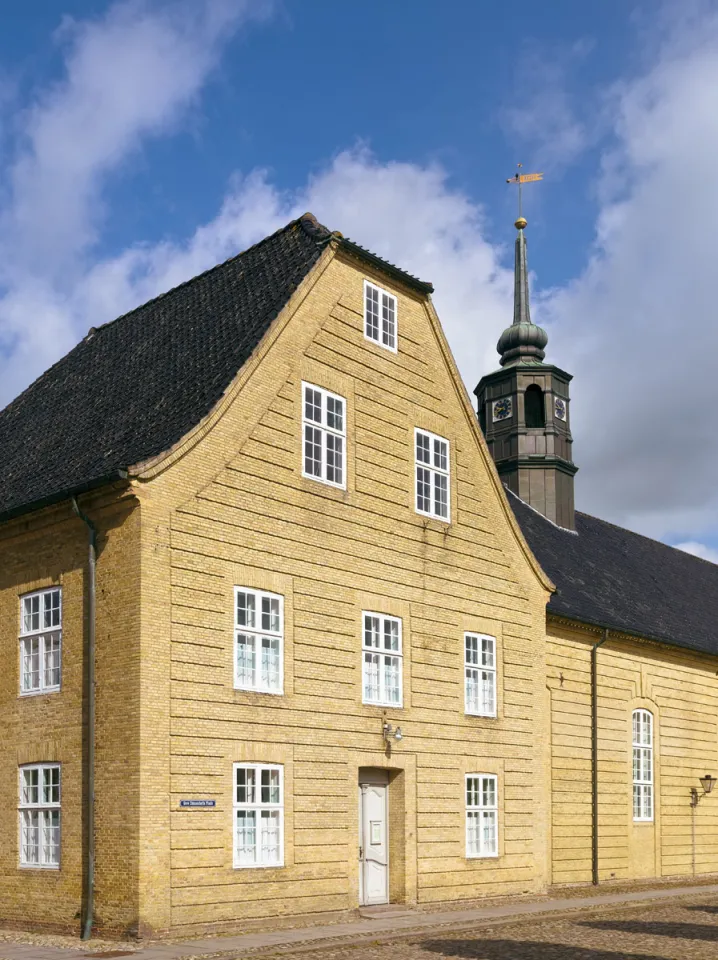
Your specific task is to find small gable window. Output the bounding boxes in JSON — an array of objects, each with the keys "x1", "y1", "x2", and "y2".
[
  {"x1": 364, "y1": 280, "x2": 397, "y2": 352},
  {"x1": 415, "y1": 428, "x2": 450, "y2": 522},
  {"x1": 524, "y1": 384, "x2": 545, "y2": 428},
  {"x1": 302, "y1": 383, "x2": 346, "y2": 489}
]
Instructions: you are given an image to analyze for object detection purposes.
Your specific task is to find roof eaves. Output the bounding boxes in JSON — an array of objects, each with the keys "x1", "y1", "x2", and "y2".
[
  {"x1": 0, "y1": 470, "x2": 129, "y2": 526},
  {"x1": 337, "y1": 236, "x2": 434, "y2": 295},
  {"x1": 548, "y1": 610, "x2": 718, "y2": 660}
]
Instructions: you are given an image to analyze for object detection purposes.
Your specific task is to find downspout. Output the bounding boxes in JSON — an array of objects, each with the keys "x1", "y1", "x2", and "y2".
[
  {"x1": 591, "y1": 628, "x2": 609, "y2": 885},
  {"x1": 72, "y1": 497, "x2": 96, "y2": 941}
]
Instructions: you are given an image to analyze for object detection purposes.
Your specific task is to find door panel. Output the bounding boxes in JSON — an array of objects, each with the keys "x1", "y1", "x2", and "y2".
[{"x1": 360, "y1": 783, "x2": 388, "y2": 905}]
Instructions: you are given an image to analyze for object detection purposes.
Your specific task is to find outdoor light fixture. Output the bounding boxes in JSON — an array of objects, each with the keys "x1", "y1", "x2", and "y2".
[
  {"x1": 382, "y1": 722, "x2": 403, "y2": 743},
  {"x1": 700, "y1": 774, "x2": 717, "y2": 795},
  {"x1": 691, "y1": 774, "x2": 717, "y2": 807}
]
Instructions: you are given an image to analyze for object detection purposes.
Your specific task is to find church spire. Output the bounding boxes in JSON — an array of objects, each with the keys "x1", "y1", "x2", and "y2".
[{"x1": 496, "y1": 217, "x2": 548, "y2": 366}]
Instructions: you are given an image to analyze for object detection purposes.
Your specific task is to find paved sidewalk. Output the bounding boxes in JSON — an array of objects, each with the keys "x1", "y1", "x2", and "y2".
[{"x1": 3, "y1": 883, "x2": 718, "y2": 960}]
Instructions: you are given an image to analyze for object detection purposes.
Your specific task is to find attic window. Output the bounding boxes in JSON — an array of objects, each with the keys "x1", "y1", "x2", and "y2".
[{"x1": 364, "y1": 280, "x2": 397, "y2": 352}]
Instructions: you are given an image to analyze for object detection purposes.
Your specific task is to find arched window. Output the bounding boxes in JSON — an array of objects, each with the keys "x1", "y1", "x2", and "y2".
[
  {"x1": 632, "y1": 709, "x2": 654, "y2": 821},
  {"x1": 524, "y1": 385, "x2": 545, "y2": 428}
]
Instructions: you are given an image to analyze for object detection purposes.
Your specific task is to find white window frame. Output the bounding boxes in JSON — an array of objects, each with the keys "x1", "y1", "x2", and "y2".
[
  {"x1": 362, "y1": 612, "x2": 403, "y2": 707},
  {"x1": 633, "y1": 709, "x2": 654, "y2": 822},
  {"x1": 364, "y1": 279, "x2": 397, "y2": 353},
  {"x1": 465, "y1": 634, "x2": 497, "y2": 717},
  {"x1": 414, "y1": 428, "x2": 450, "y2": 522},
  {"x1": 19, "y1": 587, "x2": 62, "y2": 696},
  {"x1": 465, "y1": 773, "x2": 498, "y2": 859},
  {"x1": 19, "y1": 763, "x2": 61, "y2": 869},
  {"x1": 233, "y1": 763, "x2": 284, "y2": 869},
  {"x1": 302, "y1": 382, "x2": 346, "y2": 489},
  {"x1": 234, "y1": 588, "x2": 284, "y2": 695}
]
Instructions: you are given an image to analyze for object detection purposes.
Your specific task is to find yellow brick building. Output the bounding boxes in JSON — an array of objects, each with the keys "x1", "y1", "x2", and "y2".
[{"x1": 0, "y1": 213, "x2": 717, "y2": 938}]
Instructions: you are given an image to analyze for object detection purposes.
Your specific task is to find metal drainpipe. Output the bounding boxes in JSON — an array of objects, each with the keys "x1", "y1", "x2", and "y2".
[
  {"x1": 591, "y1": 628, "x2": 609, "y2": 886},
  {"x1": 72, "y1": 497, "x2": 96, "y2": 941}
]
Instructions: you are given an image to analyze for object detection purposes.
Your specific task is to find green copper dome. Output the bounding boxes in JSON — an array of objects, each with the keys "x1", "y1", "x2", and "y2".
[{"x1": 497, "y1": 219, "x2": 548, "y2": 366}]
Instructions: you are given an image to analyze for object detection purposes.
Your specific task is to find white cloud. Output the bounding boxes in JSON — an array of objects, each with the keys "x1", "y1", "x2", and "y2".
[
  {"x1": 675, "y1": 541, "x2": 718, "y2": 565},
  {"x1": 0, "y1": 0, "x2": 269, "y2": 403},
  {"x1": 545, "y1": 7, "x2": 718, "y2": 542}
]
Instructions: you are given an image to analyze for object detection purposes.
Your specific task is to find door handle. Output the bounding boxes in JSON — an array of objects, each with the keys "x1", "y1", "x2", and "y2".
[{"x1": 359, "y1": 846, "x2": 363, "y2": 860}]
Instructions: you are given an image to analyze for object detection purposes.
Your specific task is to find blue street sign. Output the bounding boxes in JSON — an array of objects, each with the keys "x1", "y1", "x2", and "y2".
[{"x1": 179, "y1": 799, "x2": 216, "y2": 808}]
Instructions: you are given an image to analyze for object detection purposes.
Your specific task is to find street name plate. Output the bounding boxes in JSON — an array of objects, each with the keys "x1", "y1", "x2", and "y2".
[{"x1": 179, "y1": 799, "x2": 216, "y2": 808}]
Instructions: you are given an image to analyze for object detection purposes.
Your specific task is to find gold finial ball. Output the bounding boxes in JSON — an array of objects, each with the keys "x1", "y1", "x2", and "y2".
[{"x1": 515, "y1": 217, "x2": 528, "y2": 230}]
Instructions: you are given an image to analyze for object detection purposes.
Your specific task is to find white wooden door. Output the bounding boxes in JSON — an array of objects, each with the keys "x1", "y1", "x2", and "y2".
[{"x1": 359, "y1": 783, "x2": 388, "y2": 905}]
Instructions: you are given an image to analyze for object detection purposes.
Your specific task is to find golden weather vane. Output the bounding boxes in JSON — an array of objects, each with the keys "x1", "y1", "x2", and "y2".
[{"x1": 506, "y1": 163, "x2": 543, "y2": 224}]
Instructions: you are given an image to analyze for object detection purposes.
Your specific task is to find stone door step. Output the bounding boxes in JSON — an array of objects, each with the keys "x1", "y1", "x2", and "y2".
[{"x1": 359, "y1": 905, "x2": 417, "y2": 919}]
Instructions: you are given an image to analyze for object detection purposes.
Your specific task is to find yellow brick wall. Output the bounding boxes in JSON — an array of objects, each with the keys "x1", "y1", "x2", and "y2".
[
  {"x1": 134, "y1": 248, "x2": 552, "y2": 935},
  {"x1": 548, "y1": 618, "x2": 718, "y2": 886},
  {"x1": 0, "y1": 493, "x2": 142, "y2": 935}
]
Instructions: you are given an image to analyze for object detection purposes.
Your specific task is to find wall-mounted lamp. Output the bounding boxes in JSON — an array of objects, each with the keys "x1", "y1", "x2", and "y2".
[
  {"x1": 382, "y1": 722, "x2": 403, "y2": 744},
  {"x1": 691, "y1": 774, "x2": 717, "y2": 807}
]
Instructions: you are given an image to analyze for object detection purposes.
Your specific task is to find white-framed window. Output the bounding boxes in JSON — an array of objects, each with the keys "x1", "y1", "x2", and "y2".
[
  {"x1": 465, "y1": 634, "x2": 496, "y2": 717},
  {"x1": 19, "y1": 588, "x2": 61, "y2": 695},
  {"x1": 19, "y1": 764, "x2": 61, "y2": 868},
  {"x1": 415, "y1": 428, "x2": 450, "y2": 521},
  {"x1": 234, "y1": 588, "x2": 283, "y2": 694},
  {"x1": 362, "y1": 612, "x2": 402, "y2": 707},
  {"x1": 302, "y1": 382, "x2": 346, "y2": 489},
  {"x1": 633, "y1": 709, "x2": 654, "y2": 822},
  {"x1": 466, "y1": 774, "x2": 498, "y2": 858},
  {"x1": 233, "y1": 763, "x2": 284, "y2": 868},
  {"x1": 364, "y1": 280, "x2": 397, "y2": 352}
]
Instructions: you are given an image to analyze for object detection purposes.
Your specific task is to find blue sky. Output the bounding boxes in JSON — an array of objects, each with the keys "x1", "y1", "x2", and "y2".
[{"x1": 1, "y1": 0, "x2": 717, "y2": 559}]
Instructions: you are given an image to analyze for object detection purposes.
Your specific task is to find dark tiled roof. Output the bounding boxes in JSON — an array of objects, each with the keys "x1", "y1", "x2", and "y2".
[
  {"x1": 509, "y1": 490, "x2": 718, "y2": 656},
  {"x1": 0, "y1": 214, "x2": 335, "y2": 521}
]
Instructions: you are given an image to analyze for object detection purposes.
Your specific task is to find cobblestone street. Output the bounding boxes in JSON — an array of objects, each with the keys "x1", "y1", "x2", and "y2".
[{"x1": 256, "y1": 896, "x2": 718, "y2": 960}]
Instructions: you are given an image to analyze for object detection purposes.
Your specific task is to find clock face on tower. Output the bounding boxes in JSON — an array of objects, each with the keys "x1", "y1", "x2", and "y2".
[
  {"x1": 492, "y1": 397, "x2": 513, "y2": 422},
  {"x1": 554, "y1": 397, "x2": 567, "y2": 421}
]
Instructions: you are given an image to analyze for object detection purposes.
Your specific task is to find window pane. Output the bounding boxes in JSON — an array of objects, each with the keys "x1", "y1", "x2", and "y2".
[
  {"x1": 363, "y1": 651, "x2": 380, "y2": 702},
  {"x1": 43, "y1": 809, "x2": 60, "y2": 865},
  {"x1": 23, "y1": 595, "x2": 40, "y2": 633},
  {"x1": 260, "y1": 809, "x2": 281, "y2": 864},
  {"x1": 236, "y1": 810, "x2": 257, "y2": 865},
  {"x1": 236, "y1": 634, "x2": 256, "y2": 688},
  {"x1": 434, "y1": 472, "x2": 448, "y2": 518},
  {"x1": 261, "y1": 769, "x2": 281, "y2": 805},
  {"x1": 22, "y1": 637, "x2": 40, "y2": 691},
  {"x1": 383, "y1": 655, "x2": 401, "y2": 703},
  {"x1": 416, "y1": 466, "x2": 431, "y2": 512},
  {"x1": 466, "y1": 777, "x2": 479, "y2": 808},
  {"x1": 466, "y1": 810, "x2": 480, "y2": 856},
  {"x1": 383, "y1": 618, "x2": 399, "y2": 652},
  {"x1": 22, "y1": 810, "x2": 40, "y2": 864},
  {"x1": 365, "y1": 285, "x2": 380, "y2": 341},
  {"x1": 382, "y1": 294, "x2": 395, "y2": 348},
  {"x1": 236, "y1": 768, "x2": 256, "y2": 804},
  {"x1": 261, "y1": 596, "x2": 280, "y2": 633},
  {"x1": 465, "y1": 635, "x2": 478, "y2": 666},
  {"x1": 42, "y1": 767, "x2": 60, "y2": 805},
  {"x1": 326, "y1": 433, "x2": 343, "y2": 485},
  {"x1": 481, "y1": 670, "x2": 495, "y2": 715},
  {"x1": 22, "y1": 769, "x2": 39, "y2": 805},
  {"x1": 304, "y1": 387, "x2": 322, "y2": 423},
  {"x1": 364, "y1": 616, "x2": 380, "y2": 648},
  {"x1": 304, "y1": 425, "x2": 322, "y2": 477},
  {"x1": 237, "y1": 592, "x2": 256, "y2": 629},
  {"x1": 482, "y1": 810, "x2": 497, "y2": 854},
  {"x1": 416, "y1": 432, "x2": 430, "y2": 464},
  {"x1": 433, "y1": 438, "x2": 448, "y2": 471},
  {"x1": 43, "y1": 634, "x2": 61, "y2": 688},
  {"x1": 327, "y1": 395, "x2": 344, "y2": 432},
  {"x1": 44, "y1": 590, "x2": 61, "y2": 629},
  {"x1": 482, "y1": 777, "x2": 496, "y2": 808},
  {"x1": 260, "y1": 636, "x2": 280, "y2": 690},
  {"x1": 481, "y1": 638, "x2": 495, "y2": 668},
  {"x1": 466, "y1": 668, "x2": 479, "y2": 713}
]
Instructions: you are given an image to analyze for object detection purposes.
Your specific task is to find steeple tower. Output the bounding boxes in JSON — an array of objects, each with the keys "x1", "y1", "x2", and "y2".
[{"x1": 474, "y1": 215, "x2": 577, "y2": 529}]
